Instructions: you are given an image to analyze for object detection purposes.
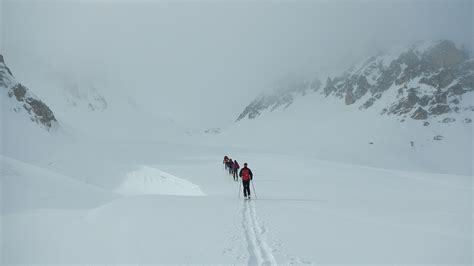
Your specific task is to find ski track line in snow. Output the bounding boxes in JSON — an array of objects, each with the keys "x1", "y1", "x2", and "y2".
[{"x1": 242, "y1": 200, "x2": 277, "y2": 266}]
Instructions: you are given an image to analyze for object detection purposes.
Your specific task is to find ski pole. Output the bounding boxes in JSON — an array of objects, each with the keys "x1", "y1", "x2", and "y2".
[
  {"x1": 251, "y1": 180, "x2": 257, "y2": 199},
  {"x1": 238, "y1": 180, "x2": 241, "y2": 198}
]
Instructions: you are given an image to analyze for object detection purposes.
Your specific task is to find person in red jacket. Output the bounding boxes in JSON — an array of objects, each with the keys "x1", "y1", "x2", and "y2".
[
  {"x1": 239, "y1": 163, "x2": 253, "y2": 199},
  {"x1": 232, "y1": 160, "x2": 240, "y2": 181}
]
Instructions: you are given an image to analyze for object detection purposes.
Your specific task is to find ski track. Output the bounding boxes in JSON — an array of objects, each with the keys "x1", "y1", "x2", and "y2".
[{"x1": 242, "y1": 200, "x2": 277, "y2": 266}]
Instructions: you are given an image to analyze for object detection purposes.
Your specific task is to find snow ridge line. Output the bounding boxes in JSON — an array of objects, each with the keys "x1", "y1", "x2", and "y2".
[{"x1": 242, "y1": 201, "x2": 277, "y2": 266}]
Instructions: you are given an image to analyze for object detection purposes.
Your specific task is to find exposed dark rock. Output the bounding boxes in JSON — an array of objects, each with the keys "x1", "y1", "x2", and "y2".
[
  {"x1": 431, "y1": 91, "x2": 447, "y2": 105},
  {"x1": 433, "y1": 135, "x2": 444, "y2": 141},
  {"x1": 464, "y1": 118, "x2": 472, "y2": 123},
  {"x1": 345, "y1": 89, "x2": 355, "y2": 105},
  {"x1": 423, "y1": 40, "x2": 467, "y2": 69},
  {"x1": 0, "y1": 54, "x2": 13, "y2": 76},
  {"x1": 395, "y1": 50, "x2": 421, "y2": 85},
  {"x1": 204, "y1": 128, "x2": 221, "y2": 134},
  {"x1": 373, "y1": 63, "x2": 401, "y2": 94},
  {"x1": 449, "y1": 84, "x2": 466, "y2": 95},
  {"x1": 388, "y1": 90, "x2": 419, "y2": 115},
  {"x1": 236, "y1": 78, "x2": 319, "y2": 121},
  {"x1": 418, "y1": 95, "x2": 431, "y2": 107},
  {"x1": 1, "y1": 57, "x2": 57, "y2": 129},
  {"x1": 25, "y1": 97, "x2": 57, "y2": 128},
  {"x1": 423, "y1": 121, "x2": 430, "y2": 126},
  {"x1": 360, "y1": 97, "x2": 376, "y2": 110},
  {"x1": 237, "y1": 40, "x2": 472, "y2": 123},
  {"x1": 248, "y1": 111, "x2": 260, "y2": 119},
  {"x1": 442, "y1": 117, "x2": 456, "y2": 123},
  {"x1": 324, "y1": 77, "x2": 334, "y2": 96},
  {"x1": 8, "y1": 83, "x2": 27, "y2": 101},
  {"x1": 437, "y1": 69, "x2": 456, "y2": 88},
  {"x1": 450, "y1": 98, "x2": 460, "y2": 105},
  {"x1": 429, "y1": 104, "x2": 451, "y2": 115},
  {"x1": 354, "y1": 76, "x2": 370, "y2": 98},
  {"x1": 411, "y1": 107, "x2": 428, "y2": 120}
]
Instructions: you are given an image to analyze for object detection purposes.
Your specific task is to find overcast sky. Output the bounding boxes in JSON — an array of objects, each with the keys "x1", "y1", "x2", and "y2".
[{"x1": 1, "y1": 0, "x2": 472, "y2": 128}]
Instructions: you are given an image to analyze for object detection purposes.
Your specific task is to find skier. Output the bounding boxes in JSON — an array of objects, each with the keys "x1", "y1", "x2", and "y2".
[
  {"x1": 223, "y1": 156, "x2": 229, "y2": 170},
  {"x1": 232, "y1": 160, "x2": 240, "y2": 181},
  {"x1": 239, "y1": 163, "x2": 253, "y2": 199},
  {"x1": 227, "y1": 159, "x2": 234, "y2": 175}
]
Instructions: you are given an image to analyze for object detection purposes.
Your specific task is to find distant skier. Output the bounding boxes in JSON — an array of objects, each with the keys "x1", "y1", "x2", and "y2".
[
  {"x1": 223, "y1": 156, "x2": 229, "y2": 170},
  {"x1": 227, "y1": 159, "x2": 234, "y2": 175},
  {"x1": 232, "y1": 160, "x2": 240, "y2": 181},
  {"x1": 239, "y1": 163, "x2": 253, "y2": 199}
]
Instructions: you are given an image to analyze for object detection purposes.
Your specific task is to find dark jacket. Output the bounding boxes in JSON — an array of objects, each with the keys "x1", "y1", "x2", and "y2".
[{"x1": 232, "y1": 161, "x2": 240, "y2": 170}]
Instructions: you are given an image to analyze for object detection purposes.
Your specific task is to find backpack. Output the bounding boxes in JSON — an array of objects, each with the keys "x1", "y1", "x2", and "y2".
[{"x1": 241, "y1": 168, "x2": 251, "y2": 181}]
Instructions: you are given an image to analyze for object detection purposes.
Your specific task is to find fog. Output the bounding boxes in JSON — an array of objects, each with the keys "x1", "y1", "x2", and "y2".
[{"x1": 1, "y1": 0, "x2": 472, "y2": 128}]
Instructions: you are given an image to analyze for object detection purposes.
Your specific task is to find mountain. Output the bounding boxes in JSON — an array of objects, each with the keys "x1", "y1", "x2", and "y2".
[
  {"x1": 236, "y1": 76, "x2": 322, "y2": 121},
  {"x1": 237, "y1": 40, "x2": 473, "y2": 123},
  {"x1": 63, "y1": 84, "x2": 108, "y2": 111},
  {"x1": 214, "y1": 40, "x2": 473, "y2": 175},
  {"x1": 1, "y1": 56, "x2": 190, "y2": 142},
  {"x1": 0, "y1": 54, "x2": 57, "y2": 129}
]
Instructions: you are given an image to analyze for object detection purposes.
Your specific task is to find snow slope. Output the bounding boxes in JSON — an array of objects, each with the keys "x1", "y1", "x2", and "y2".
[
  {"x1": 1, "y1": 155, "x2": 117, "y2": 212},
  {"x1": 209, "y1": 91, "x2": 473, "y2": 176},
  {"x1": 227, "y1": 40, "x2": 473, "y2": 176},
  {"x1": 2, "y1": 144, "x2": 472, "y2": 264},
  {"x1": 1, "y1": 44, "x2": 472, "y2": 265}
]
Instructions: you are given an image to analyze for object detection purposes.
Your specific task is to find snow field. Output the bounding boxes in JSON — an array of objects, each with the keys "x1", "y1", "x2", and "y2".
[{"x1": 1, "y1": 134, "x2": 472, "y2": 265}]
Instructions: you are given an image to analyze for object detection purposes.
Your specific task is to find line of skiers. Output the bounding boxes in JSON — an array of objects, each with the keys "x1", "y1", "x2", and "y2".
[{"x1": 223, "y1": 155, "x2": 254, "y2": 199}]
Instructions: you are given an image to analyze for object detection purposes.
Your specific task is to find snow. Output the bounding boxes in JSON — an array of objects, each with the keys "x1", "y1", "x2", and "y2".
[
  {"x1": 211, "y1": 90, "x2": 473, "y2": 176},
  {"x1": 1, "y1": 88, "x2": 472, "y2": 263},
  {"x1": 1, "y1": 45, "x2": 472, "y2": 264},
  {"x1": 1, "y1": 155, "x2": 116, "y2": 212},
  {"x1": 1, "y1": 148, "x2": 471, "y2": 264},
  {"x1": 115, "y1": 166, "x2": 205, "y2": 196}
]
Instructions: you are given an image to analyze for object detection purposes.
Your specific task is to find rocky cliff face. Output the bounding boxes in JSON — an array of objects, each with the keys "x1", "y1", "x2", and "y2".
[
  {"x1": 237, "y1": 40, "x2": 473, "y2": 122},
  {"x1": 236, "y1": 78, "x2": 321, "y2": 121},
  {"x1": 1, "y1": 55, "x2": 57, "y2": 129},
  {"x1": 326, "y1": 40, "x2": 473, "y2": 120}
]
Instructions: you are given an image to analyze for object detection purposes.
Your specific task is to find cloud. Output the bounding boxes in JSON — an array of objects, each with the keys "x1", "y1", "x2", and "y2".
[{"x1": 2, "y1": 0, "x2": 472, "y2": 128}]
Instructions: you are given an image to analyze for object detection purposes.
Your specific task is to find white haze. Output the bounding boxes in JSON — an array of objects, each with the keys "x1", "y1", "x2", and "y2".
[
  {"x1": 1, "y1": 0, "x2": 472, "y2": 128},
  {"x1": 1, "y1": 1, "x2": 473, "y2": 264}
]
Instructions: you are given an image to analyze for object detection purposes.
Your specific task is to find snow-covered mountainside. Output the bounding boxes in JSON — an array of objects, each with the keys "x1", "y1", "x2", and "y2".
[
  {"x1": 0, "y1": 55, "x2": 57, "y2": 129},
  {"x1": 215, "y1": 41, "x2": 473, "y2": 175},
  {"x1": 64, "y1": 84, "x2": 108, "y2": 111},
  {"x1": 237, "y1": 40, "x2": 473, "y2": 123},
  {"x1": 2, "y1": 58, "x2": 189, "y2": 142},
  {"x1": 236, "y1": 77, "x2": 322, "y2": 121}
]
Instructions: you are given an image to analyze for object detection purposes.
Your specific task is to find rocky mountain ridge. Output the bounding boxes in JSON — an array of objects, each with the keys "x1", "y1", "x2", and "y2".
[
  {"x1": 1, "y1": 55, "x2": 57, "y2": 129},
  {"x1": 237, "y1": 40, "x2": 473, "y2": 124}
]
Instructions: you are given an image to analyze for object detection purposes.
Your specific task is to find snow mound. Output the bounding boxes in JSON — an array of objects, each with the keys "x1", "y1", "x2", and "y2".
[{"x1": 115, "y1": 166, "x2": 205, "y2": 196}]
